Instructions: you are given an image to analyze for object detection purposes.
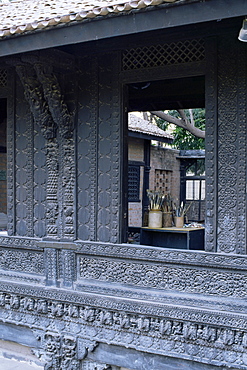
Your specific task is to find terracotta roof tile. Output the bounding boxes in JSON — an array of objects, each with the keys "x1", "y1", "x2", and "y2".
[
  {"x1": 0, "y1": 0, "x2": 181, "y2": 38},
  {"x1": 129, "y1": 113, "x2": 173, "y2": 140}
]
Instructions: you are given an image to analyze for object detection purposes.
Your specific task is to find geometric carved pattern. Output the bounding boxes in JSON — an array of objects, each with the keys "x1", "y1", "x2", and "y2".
[
  {"x1": 14, "y1": 81, "x2": 34, "y2": 237},
  {"x1": 33, "y1": 124, "x2": 47, "y2": 238},
  {"x1": 122, "y1": 39, "x2": 205, "y2": 70},
  {"x1": 0, "y1": 69, "x2": 7, "y2": 87},
  {"x1": 13, "y1": 61, "x2": 58, "y2": 238},
  {"x1": 97, "y1": 53, "x2": 121, "y2": 243},
  {"x1": 98, "y1": 59, "x2": 113, "y2": 243},
  {"x1": 77, "y1": 57, "x2": 98, "y2": 241}
]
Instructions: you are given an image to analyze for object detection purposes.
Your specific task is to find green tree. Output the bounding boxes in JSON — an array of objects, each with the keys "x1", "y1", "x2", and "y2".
[{"x1": 151, "y1": 108, "x2": 205, "y2": 150}]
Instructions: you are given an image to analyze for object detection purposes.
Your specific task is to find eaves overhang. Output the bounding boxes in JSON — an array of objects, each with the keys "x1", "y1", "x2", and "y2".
[
  {"x1": 0, "y1": 0, "x2": 246, "y2": 57},
  {"x1": 128, "y1": 130, "x2": 173, "y2": 143}
]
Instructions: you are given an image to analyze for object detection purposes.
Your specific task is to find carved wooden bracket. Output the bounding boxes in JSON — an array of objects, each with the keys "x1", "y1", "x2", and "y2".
[
  {"x1": 7, "y1": 55, "x2": 74, "y2": 139},
  {"x1": 7, "y1": 55, "x2": 76, "y2": 239},
  {"x1": 32, "y1": 61, "x2": 74, "y2": 139},
  {"x1": 6, "y1": 57, "x2": 57, "y2": 139}
]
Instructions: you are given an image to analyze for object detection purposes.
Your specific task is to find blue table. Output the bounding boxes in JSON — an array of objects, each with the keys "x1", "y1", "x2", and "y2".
[{"x1": 140, "y1": 227, "x2": 204, "y2": 250}]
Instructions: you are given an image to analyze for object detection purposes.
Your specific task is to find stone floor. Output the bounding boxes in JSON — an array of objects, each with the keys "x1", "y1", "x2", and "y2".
[{"x1": 0, "y1": 357, "x2": 43, "y2": 369}]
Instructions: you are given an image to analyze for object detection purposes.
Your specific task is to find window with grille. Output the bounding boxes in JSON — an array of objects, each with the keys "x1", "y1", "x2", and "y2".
[
  {"x1": 186, "y1": 179, "x2": 205, "y2": 201},
  {"x1": 128, "y1": 164, "x2": 140, "y2": 202},
  {"x1": 181, "y1": 158, "x2": 205, "y2": 222}
]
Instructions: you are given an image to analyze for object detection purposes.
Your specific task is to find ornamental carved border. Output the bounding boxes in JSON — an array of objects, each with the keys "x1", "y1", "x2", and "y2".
[
  {"x1": 74, "y1": 241, "x2": 247, "y2": 269},
  {"x1": 217, "y1": 36, "x2": 247, "y2": 254},
  {"x1": 5, "y1": 67, "x2": 15, "y2": 235},
  {"x1": 0, "y1": 235, "x2": 41, "y2": 249},
  {"x1": 204, "y1": 37, "x2": 218, "y2": 253},
  {"x1": 78, "y1": 255, "x2": 247, "y2": 298},
  {"x1": 1, "y1": 236, "x2": 247, "y2": 288},
  {"x1": 75, "y1": 279, "x2": 247, "y2": 316},
  {"x1": 0, "y1": 281, "x2": 246, "y2": 331},
  {"x1": 0, "y1": 287, "x2": 247, "y2": 369},
  {"x1": 2, "y1": 236, "x2": 247, "y2": 269}
]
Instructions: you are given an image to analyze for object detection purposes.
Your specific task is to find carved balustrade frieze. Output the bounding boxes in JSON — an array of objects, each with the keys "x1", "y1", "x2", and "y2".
[
  {"x1": 0, "y1": 247, "x2": 44, "y2": 274},
  {"x1": 76, "y1": 242, "x2": 247, "y2": 269},
  {"x1": 0, "y1": 237, "x2": 45, "y2": 283},
  {"x1": 78, "y1": 256, "x2": 247, "y2": 298},
  {"x1": 0, "y1": 286, "x2": 246, "y2": 369}
]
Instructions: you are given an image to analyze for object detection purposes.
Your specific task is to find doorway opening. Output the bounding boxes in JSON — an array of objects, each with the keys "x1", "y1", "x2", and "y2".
[{"x1": 126, "y1": 76, "x2": 205, "y2": 250}]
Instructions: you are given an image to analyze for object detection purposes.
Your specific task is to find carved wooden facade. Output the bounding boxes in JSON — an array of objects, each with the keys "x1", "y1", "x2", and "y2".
[{"x1": 0, "y1": 10, "x2": 246, "y2": 370}]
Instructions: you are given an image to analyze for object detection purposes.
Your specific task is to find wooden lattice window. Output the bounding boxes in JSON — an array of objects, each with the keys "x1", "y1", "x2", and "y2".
[
  {"x1": 122, "y1": 39, "x2": 205, "y2": 70},
  {"x1": 154, "y1": 169, "x2": 172, "y2": 193},
  {"x1": 128, "y1": 164, "x2": 140, "y2": 202}
]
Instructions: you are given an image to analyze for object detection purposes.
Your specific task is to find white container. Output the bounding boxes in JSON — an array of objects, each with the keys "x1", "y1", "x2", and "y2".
[{"x1": 148, "y1": 210, "x2": 162, "y2": 228}]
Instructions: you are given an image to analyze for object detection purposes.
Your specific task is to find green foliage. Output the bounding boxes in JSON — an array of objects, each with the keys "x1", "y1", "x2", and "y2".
[
  {"x1": 155, "y1": 108, "x2": 205, "y2": 150},
  {"x1": 186, "y1": 159, "x2": 205, "y2": 176}
]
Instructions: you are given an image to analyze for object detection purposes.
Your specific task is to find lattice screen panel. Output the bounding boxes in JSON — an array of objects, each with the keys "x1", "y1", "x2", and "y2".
[
  {"x1": 0, "y1": 70, "x2": 7, "y2": 87},
  {"x1": 122, "y1": 39, "x2": 205, "y2": 70},
  {"x1": 154, "y1": 169, "x2": 172, "y2": 193}
]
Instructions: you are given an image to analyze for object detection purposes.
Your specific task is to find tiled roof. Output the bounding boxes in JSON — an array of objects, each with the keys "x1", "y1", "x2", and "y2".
[
  {"x1": 0, "y1": 0, "x2": 180, "y2": 39},
  {"x1": 129, "y1": 113, "x2": 173, "y2": 140}
]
